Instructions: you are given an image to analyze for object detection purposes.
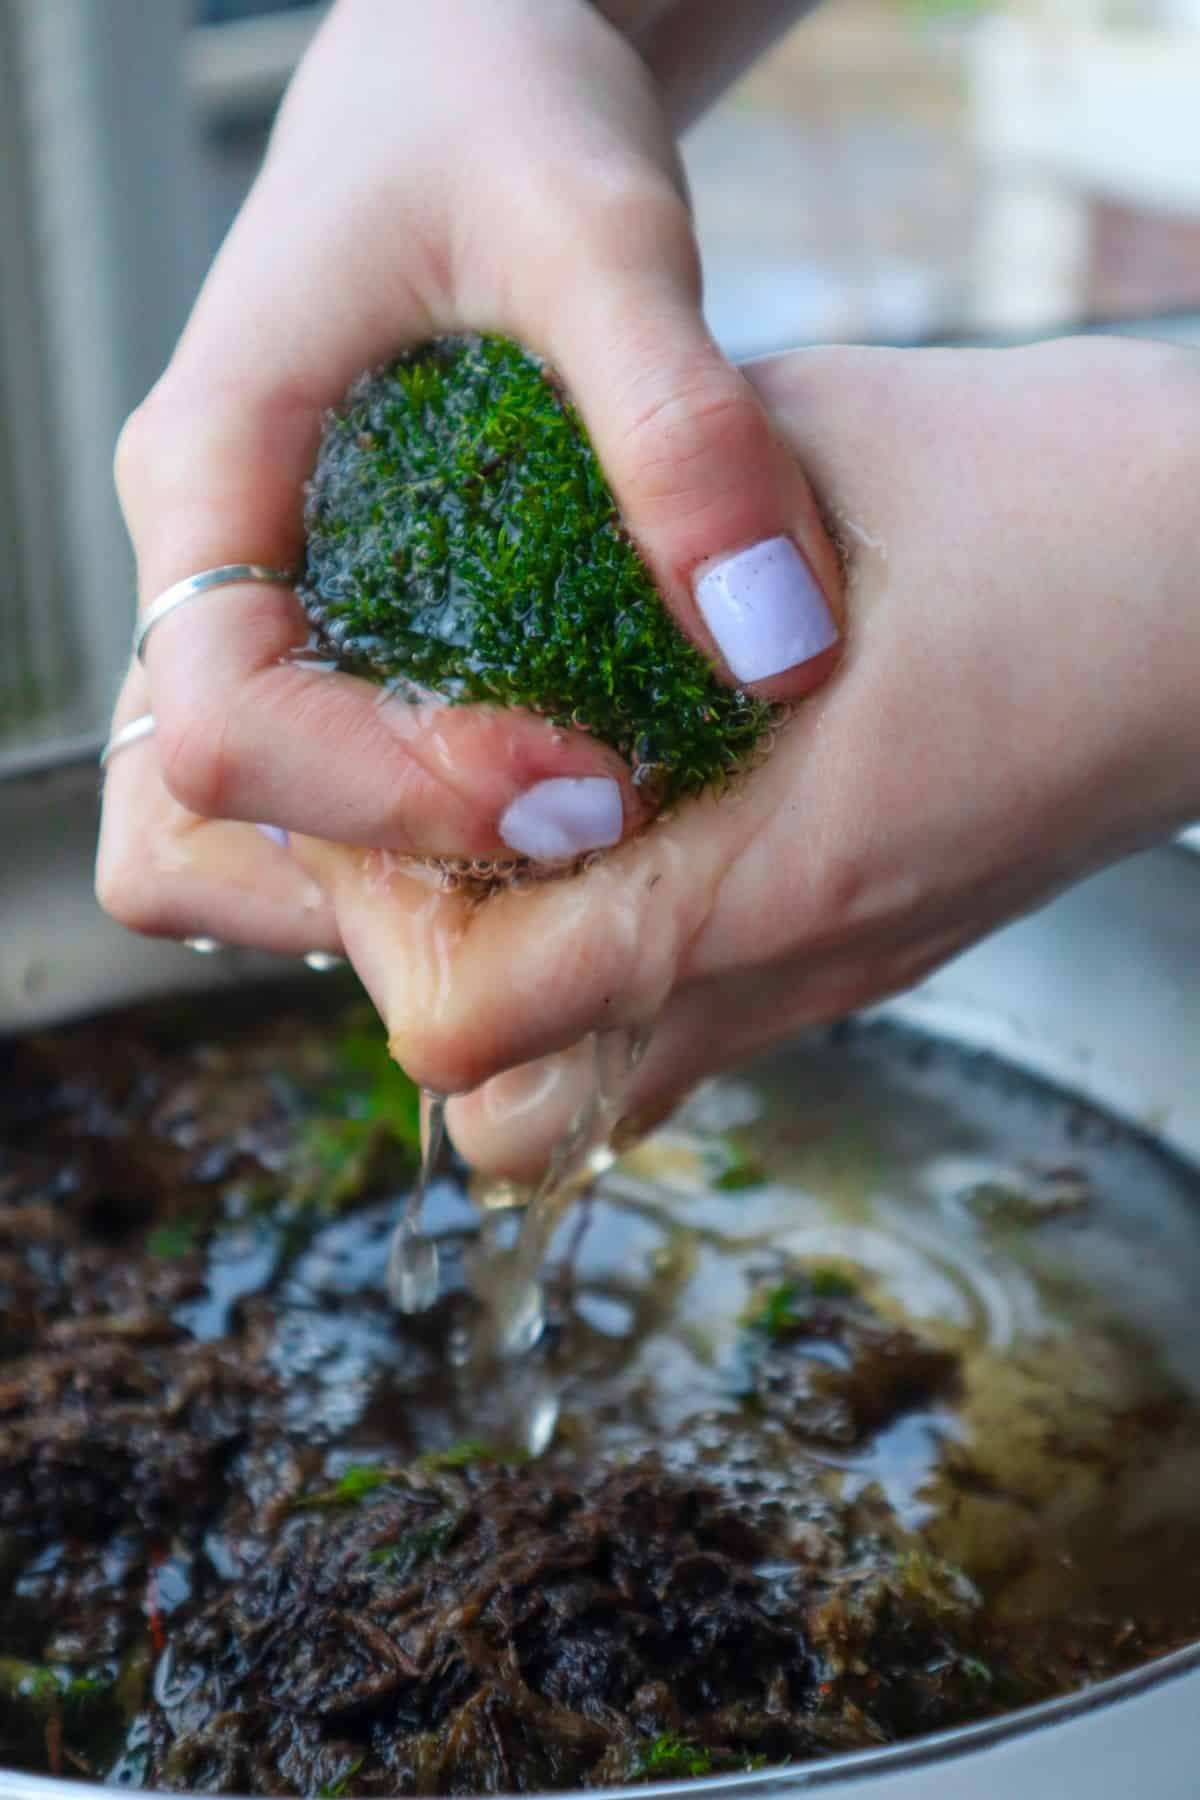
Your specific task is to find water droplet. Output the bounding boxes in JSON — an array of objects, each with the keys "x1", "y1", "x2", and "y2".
[
  {"x1": 523, "y1": 1377, "x2": 560, "y2": 1455},
  {"x1": 387, "y1": 1226, "x2": 441, "y2": 1313}
]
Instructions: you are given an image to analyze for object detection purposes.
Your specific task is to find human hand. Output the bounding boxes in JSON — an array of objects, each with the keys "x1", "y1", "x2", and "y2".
[
  {"x1": 98, "y1": 0, "x2": 840, "y2": 948},
  {"x1": 288, "y1": 334, "x2": 1200, "y2": 1172}
]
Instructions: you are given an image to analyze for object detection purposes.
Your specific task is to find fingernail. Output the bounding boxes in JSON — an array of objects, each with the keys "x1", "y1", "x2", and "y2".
[
  {"x1": 694, "y1": 535, "x2": 837, "y2": 684},
  {"x1": 256, "y1": 823, "x2": 290, "y2": 849},
  {"x1": 499, "y1": 777, "x2": 623, "y2": 862}
]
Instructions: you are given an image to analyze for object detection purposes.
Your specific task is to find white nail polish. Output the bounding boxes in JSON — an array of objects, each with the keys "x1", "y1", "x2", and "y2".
[
  {"x1": 694, "y1": 535, "x2": 837, "y2": 684},
  {"x1": 255, "y1": 823, "x2": 290, "y2": 849},
  {"x1": 499, "y1": 777, "x2": 623, "y2": 863}
]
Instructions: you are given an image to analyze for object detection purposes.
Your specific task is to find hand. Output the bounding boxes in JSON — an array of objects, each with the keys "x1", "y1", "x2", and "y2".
[
  {"x1": 286, "y1": 334, "x2": 1200, "y2": 1172},
  {"x1": 98, "y1": 0, "x2": 840, "y2": 950}
]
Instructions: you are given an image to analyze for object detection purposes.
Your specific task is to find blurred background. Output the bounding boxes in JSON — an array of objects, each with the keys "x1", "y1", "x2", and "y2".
[{"x1": 2, "y1": 0, "x2": 1198, "y2": 757}]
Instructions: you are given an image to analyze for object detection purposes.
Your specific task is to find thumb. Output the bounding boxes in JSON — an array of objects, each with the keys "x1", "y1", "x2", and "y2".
[{"x1": 539, "y1": 200, "x2": 844, "y2": 700}]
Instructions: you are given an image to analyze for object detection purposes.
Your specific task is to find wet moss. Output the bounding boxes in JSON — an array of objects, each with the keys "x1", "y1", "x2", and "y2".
[
  {"x1": 299, "y1": 335, "x2": 772, "y2": 803},
  {"x1": 288, "y1": 1013, "x2": 421, "y2": 1215},
  {"x1": 298, "y1": 1464, "x2": 404, "y2": 1510},
  {"x1": 632, "y1": 1736, "x2": 714, "y2": 1780}
]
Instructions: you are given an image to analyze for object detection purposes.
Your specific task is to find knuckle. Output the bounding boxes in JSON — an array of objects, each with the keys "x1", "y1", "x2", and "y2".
[
  {"x1": 392, "y1": 1009, "x2": 507, "y2": 1101},
  {"x1": 620, "y1": 369, "x2": 769, "y2": 514},
  {"x1": 113, "y1": 393, "x2": 164, "y2": 512},
  {"x1": 412, "y1": 1034, "x2": 492, "y2": 1101},
  {"x1": 116, "y1": 369, "x2": 319, "y2": 530},
  {"x1": 94, "y1": 856, "x2": 168, "y2": 939},
  {"x1": 156, "y1": 706, "x2": 234, "y2": 820}
]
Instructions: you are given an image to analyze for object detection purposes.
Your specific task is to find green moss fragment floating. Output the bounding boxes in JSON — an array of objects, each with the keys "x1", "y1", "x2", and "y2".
[{"x1": 300, "y1": 335, "x2": 772, "y2": 804}]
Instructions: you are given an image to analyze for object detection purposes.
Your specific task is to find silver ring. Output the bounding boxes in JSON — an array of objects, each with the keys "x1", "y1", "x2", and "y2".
[
  {"x1": 134, "y1": 563, "x2": 296, "y2": 663},
  {"x1": 99, "y1": 712, "x2": 156, "y2": 768}
]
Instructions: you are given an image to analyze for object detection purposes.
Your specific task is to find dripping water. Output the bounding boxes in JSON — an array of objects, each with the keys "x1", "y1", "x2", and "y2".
[
  {"x1": 466, "y1": 1021, "x2": 653, "y2": 1358},
  {"x1": 386, "y1": 1025, "x2": 654, "y2": 1370},
  {"x1": 279, "y1": 640, "x2": 662, "y2": 1369},
  {"x1": 386, "y1": 1088, "x2": 446, "y2": 1313}
]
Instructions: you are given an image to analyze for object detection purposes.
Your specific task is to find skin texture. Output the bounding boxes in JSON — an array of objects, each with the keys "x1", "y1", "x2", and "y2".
[{"x1": 101, "y1": 337, "x2": 1200, "y2": 1177}]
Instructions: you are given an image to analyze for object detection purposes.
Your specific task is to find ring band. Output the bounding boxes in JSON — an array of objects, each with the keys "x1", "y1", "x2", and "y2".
[
  {"x1": 99, "y1": 712, "x2": 157, "y2": 768},
  {"x1": 134, "y1": 563, "x2": 296, "y2": 663}
]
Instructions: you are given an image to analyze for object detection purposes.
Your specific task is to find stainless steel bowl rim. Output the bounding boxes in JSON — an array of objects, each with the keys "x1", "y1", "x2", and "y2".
[{"x1": 0, "y1": 1637, "x2": 1197, "y2": 1800}]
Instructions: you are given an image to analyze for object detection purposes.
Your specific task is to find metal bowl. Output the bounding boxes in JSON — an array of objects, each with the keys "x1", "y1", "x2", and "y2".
[{"x1": 3, "y1": 742, "x2": 1199, "y2": 1800}]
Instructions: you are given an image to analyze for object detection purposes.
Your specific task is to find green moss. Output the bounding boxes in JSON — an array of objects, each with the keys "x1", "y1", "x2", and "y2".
[
  {"x1": 415, "y1": 1438, "x2": 497, "y2": 1472},
  {"x1": 289, "y1": 1012, "x2": 421, "y2": 1214},
  {"x1": 299, "y1": 1463, "x2": 403, "y2": 1509},
  {"x1": 808, "y1": 1264, "x2": 858, "y2": 1300},
  {"x1": 742, "y1": 1280, "x2": 806, "y2": 1338},
  {"x1": 0, "y1": 1661, "x2": 115, "y2": 1708},
  {"x1": 300, "y1": 335, "x2": 772, "y2": 804},
  {"x1": 893, "y1": 1548, "x2": 976, "y2": 1623},
  {"x1": 366, "y1": 1511, "x2": 464, "y2": 1578},
  {"x1": 712, "y1": 1136, "x2": 767, "y2": 1192},
  {"x1": 328, "y1": 1021, "x2": 423, "y2": 1149},
  {"x1": 742, "y1": 1266, "x2": 858, "y2": 1337},
  {"x1": 632, "y1": 1735, "x2": 714, "y2": 1780},
  {"x1": 146, "y1": 1219, "x2": 200, "y2": 1260},
  {"x1": 317, "y1": 1756, "x2": 363, "y2": 1798},
  {"x1": 0, "y1": 1660, "x2": 122, "y2": 1770}
]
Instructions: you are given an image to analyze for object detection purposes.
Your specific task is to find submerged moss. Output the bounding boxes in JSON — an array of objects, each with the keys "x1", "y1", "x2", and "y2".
[
  {"x1": 742, "y1": 1267, "x2": 859, "y2": 1337},
  {"x1": 146, "y1": 1219, "x2": 200, "y2": 1260},
  {"x1": 298, "y1": 1464, "x2": 402, "y2": 1510},
  {"x1": 415, "y1": 1438, "x2": 498, "y2": 1473},
  {"x1": 317, "y1": 1756, "x2": 363, "y2": 1799},
  {"x1": 0, "y1": 1659, "x2": 122, "y2": 1773},
  {"x1": 712, "y1": 1135, "x2": 768, "y2": 1192},
  {"x1": 300, "y1": 335, "x2": 772, "y2": 802},
  {"x1": 289, "y1": 1012, "x2": 421, "y2": 1214},
  {"x1": 632, "y1": 1736, "x2": 714, "y2": 1780},
  {"x1": 366, "y1": 1512, "x2": 465, "y2": 1578}
]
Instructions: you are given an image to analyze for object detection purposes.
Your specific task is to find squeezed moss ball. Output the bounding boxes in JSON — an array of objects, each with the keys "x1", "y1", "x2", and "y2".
[{"x1": 299, "y1": 334, "x2": 771, "y2": 802}]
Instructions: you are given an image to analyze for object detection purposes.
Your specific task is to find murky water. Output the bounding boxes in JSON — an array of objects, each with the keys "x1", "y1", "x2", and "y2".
[
  {"x1": 8, "y1": 993, "x2": 1200, "y2": 1789},
  {"x1": 342, "y1": 1013, "x2": 1200, "y2": 1629}
]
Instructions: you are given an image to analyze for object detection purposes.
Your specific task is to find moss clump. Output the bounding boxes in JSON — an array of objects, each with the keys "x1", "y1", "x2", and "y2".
[{"x1": 300, "y1": 334, "x2": 772, "y2": 802}]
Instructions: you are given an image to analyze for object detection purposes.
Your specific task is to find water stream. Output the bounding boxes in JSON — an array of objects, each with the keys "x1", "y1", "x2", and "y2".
[
  {"x1": 386, "y1": 1022, "x2": 653, "y2": 1374},
  {"x1": 385, "y1": 1087, "x2": 446, "y2": 1313}
]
